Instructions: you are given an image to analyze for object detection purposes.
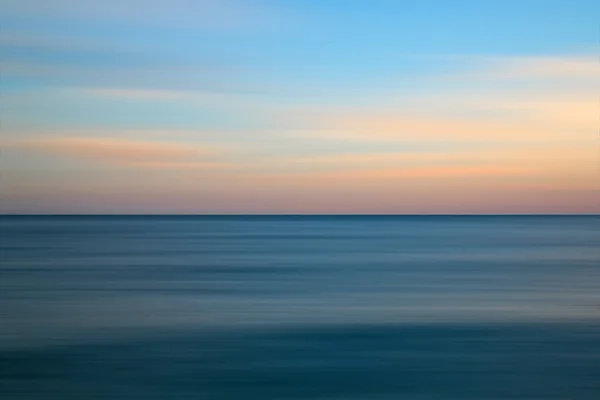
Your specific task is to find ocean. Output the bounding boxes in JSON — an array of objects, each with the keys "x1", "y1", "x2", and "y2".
[{"x1": 1, "y1": 215, "x2": 599, "y2": 399}]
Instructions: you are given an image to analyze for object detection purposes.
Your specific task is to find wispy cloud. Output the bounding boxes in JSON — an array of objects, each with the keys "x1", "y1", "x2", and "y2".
[
  {"x1": 3, "y1": 137, "x2": 225, "y2": 167},
  {"x1": 281, "y1": 54, "x2": 598, "y2": 145},
  {"x1": 462, "y1": 54, "x2": 599, "y2": 81},
  {"x1": 80, "y1": 88, "x2": 197, "y2": 102},
  {"x1": 286, "y1": 107, "x2": 594, "y2": 144},
  {"x1": 0, "y1": 22, "x2": 249, "y2": 93},
  {"x1": 282, "y1": 144, "x2": 597, "y2": 170},
  {"x1": 2, "y1": 0, "x2": 278, "y2": 31},
  {"x1": 75, "y1": 87, "x2": 269, "y2": 112},
  {"x1": 0, "y1": 59, "x2": 243, "y2": 94}
]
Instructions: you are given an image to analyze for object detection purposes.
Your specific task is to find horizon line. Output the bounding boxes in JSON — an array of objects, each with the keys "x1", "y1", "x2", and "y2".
[{"x1": 1, "y1": 213, "x2": 599, "y2": 217}]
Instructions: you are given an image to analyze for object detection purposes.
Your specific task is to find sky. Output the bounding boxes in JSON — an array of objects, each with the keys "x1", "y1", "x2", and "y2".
[{"x1": 1, "y1": 0, "x2": 599, "y2": 214}]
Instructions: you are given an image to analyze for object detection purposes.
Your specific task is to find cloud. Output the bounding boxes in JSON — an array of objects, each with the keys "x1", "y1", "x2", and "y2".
[
  {"x1": 2, "y1": 0, "x2": 277, "y2": 31},
  {"x1": 75, "y1": 87, "x2": 268, "y2": 112},
  {"x1": 0, "y1": 29, "x2": 247, "y2": 93},
  {"x1": 3, "y1": 137, "x2": 223, "y2": 167},
  {"x1": 0, "y1": 58, "x2": 243, "y2": 94},
  {"x1": 465, "y1": 54, "x2": 599, "y2": 81},
  {"x1": 282, "y1": 144, "x2": 598, "y2": 171},
  {"x1": 81, "y1": 88, "x2": 197, "y2": 102},
  {"x1": 258, "y1": 162, "x2": 596, "y2": 190},
  {"x1": 288, "y1": 109, "x2": 593, "y2": 144},
  {"x1": 281, "y1": 54, "x2": 598, "y2": 144}
]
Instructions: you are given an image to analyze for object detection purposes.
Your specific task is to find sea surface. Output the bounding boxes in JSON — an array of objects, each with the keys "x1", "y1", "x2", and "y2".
[{"x1": 1, "y1": 215, "x2": 599, "y2": 399}]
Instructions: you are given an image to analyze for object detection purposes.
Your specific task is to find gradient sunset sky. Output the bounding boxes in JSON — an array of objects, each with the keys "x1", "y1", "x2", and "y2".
[{"x1": 1, "y1": 0, "x2": 599, "y2": 214}]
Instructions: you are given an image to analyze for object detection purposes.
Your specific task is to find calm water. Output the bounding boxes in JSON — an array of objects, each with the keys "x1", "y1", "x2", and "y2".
[{"x1": 1, "y1": 215, "x2": 599, "y2": 399}]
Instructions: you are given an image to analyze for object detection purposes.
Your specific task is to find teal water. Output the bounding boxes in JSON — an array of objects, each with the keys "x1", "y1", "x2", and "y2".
[{"x1": 1, "y1": 215, "x2": 599, "y2": 399}]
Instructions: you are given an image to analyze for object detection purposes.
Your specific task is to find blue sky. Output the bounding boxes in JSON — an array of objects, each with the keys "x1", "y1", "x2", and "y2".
[{"x1": 1, "y1": 0, "x2": 598, "y2": 213}]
